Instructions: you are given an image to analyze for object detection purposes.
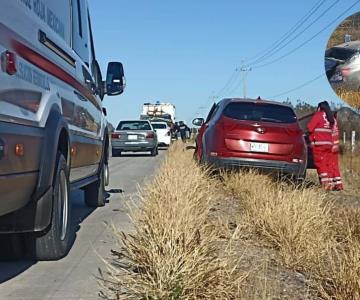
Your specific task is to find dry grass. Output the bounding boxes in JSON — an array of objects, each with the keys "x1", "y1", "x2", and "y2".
[
  {"x1": 335, "y1": 89, "x2": 360, "y2": 110},
  {"x1": 340, "y1": 152, "x2": 360, "y2": 194},
  {"x1": 314, "y1": 212, "x2": 360, "y2": 300},
  {"x1": 100, "y1": 144, "x2": 360, "y2": 299},
  {"x1": 221, "y1": 168, "x2": 360, "y2": 299},
  {"x1": 99, "y1": 144, "x2": 246, "y2": 299},
  {"x1": 221, "y1": 171, "x2": 333, "y2": 272}
]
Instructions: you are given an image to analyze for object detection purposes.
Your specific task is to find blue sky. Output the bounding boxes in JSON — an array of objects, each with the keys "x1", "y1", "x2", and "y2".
[{"x1": 90, "y1": 0, "x2": 360, "y2": 125}]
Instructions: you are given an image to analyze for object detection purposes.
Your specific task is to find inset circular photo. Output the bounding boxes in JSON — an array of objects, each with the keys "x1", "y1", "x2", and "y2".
[{"x1": 325, "y1": 11, "x2": 360, "y2": 110}]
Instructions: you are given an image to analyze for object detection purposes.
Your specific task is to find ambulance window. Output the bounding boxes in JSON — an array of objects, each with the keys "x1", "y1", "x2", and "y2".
[
  {"x1": 72, "y1": 0, "x2": 90, "y2": 65},
  {"x1": 76, "y1": 0, "x2": 82, "y2": 37},
  {"x1": 88, "y1": 11, "x2": 103, "y2": 91},
  {"x1": 88, "y1": 12, "x2": 96, "y2": 64}
]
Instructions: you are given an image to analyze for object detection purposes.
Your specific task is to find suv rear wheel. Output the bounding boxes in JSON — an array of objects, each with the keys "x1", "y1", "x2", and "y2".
[
  {"x1": 26, "y1": 152, "x2": 71, "y2": 260},
  {"x1": 294, "y1": 169, "x2": 307, "y2": 185},
  {"x1": 84, "y1": 162, "x2": 106, "y2": 207}
]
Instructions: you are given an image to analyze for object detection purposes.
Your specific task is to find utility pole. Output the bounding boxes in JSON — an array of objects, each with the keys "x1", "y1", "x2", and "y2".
[{"x1": 240, "y1": 62, "x2": 252, "y2": 98}]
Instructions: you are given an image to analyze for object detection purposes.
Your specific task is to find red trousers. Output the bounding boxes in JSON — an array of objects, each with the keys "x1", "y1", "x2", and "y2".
[
  {"x1": 329, "y1": 150, "x2": 343, "y2": 190},
  {"x1": 312, "y1": 146, "x2": 333, "y2": 190}
]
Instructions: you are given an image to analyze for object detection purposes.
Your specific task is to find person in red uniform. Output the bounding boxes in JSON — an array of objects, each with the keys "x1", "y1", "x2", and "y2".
[
  {"x1": 330, "y1": 112, "x2": 344, "y2": 190},
  {"x1": 307, "y1": 101, "x2": 335, "y2": 190}
]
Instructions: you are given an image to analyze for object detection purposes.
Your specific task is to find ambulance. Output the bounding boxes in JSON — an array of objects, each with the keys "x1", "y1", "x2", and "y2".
[{"x1": 0, "y1": 0, "x2": 125, "y2": 260}]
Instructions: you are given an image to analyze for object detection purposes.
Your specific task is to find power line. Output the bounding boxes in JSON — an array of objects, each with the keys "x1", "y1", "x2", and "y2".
[
  {"x1": 266, "y1": 73, "x2": 325, "y2": 99},
  {"x1": 248, "y1": 0, "x2": 339, "y2": 67},
  {"x1": 225, "y1": 73, "x2": 243, "y2": 97},
  {"x1": 193, "y1": 66, "x2": 240, "y2": 117},
  {"x1": 218, "y1": 1, "x2": 329, "y2": 99},
  {"x1": 252, "y1": 0, "x2": 360, "y2": 69},
  {"x1": 197, "y1": 0, "x2": 359, "y2": 120},
  {"x1": 246, "y1": 0, "x2": 328, "y2": 66},
  {"x1": 225, "y1": 66, "x2": 252, "y2": 97},
  {"x1": 210, "y1": 0, "x2": 340, "y2": 101},
  {"x1": 212, "y1": 68, "x2": 239, "y2": 98}
]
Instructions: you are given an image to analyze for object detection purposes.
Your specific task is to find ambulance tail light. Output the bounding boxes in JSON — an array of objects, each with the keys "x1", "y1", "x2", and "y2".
[{"x1": 1, "y1": 51, "x2": 17, "y2": 75}]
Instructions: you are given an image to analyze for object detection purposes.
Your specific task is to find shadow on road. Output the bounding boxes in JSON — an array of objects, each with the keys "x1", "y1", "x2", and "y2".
[
  {"x1": 0, "y1": 189, "x2": 106, "y2": 283},
  {"x1": 112, "y1": 153, "x2": 153, "y2": 158},
  {"x1": 107, "y1": 189, "x2": 124, "y2": 194}
]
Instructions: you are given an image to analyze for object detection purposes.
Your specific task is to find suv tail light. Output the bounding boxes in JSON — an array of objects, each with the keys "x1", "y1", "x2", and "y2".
[
  {"x1": 1, "y1": 51, "x2": 17, "y2": 75},
  {"x1": 111, "y1": 133, "x2": 121, "y2": 139},
  {"x1": 146, "y1": 132, "x2": 155, "y2": 139}
]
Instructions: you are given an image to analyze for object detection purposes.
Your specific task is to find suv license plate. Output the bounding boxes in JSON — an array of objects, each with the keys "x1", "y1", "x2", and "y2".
[
  {"x1": 128, "y1": 135, "x2": 138, "y2": 140},
  {"x1": 250, "y1": 142, "x2": 269, "y2": 153}
]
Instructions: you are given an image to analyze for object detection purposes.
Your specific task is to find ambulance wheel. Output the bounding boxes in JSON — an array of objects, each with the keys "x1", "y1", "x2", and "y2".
[
  {"x1": 84, "y1": 162, "x2": 106, "y2": 207},
  {"x1": 26, "y1": 152, "x2": 71, "y2": 260}
]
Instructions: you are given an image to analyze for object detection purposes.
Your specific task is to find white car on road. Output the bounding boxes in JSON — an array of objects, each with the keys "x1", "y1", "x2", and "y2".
[{"x1": 151, "y1": 122, "x2": 171, "y2": 147}]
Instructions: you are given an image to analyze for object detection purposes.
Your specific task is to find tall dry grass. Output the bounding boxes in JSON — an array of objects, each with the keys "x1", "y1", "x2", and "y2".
[
  {"x1": 335, "y1": 88, "x2": 360, "y2": 110},
  {"x1": 221, "y1": 171, "x2": 333, "y2": 272},
  {"x1": 100, "y1": 144, "x2": 360, "y2": 299},
  {"x1": 99, "y1": 144, "x2": 246, "y2": 300},
  {"x1": 221, "y1": 169, "x2": 360, "y2": 299},
  {"x1": 315, "y1": 207, "x2": 360, "y2": 300},
  {"x1": 340, "y1": 151, "x2": 360, "y2": 195}
]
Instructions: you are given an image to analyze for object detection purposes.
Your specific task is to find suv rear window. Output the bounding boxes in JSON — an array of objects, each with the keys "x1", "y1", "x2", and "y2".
[
  {"x1": 325, "y1": 47, "x2": 357, "y2": 62},
  {"x1": 117, "y1": 121, "x2": 151, "y2": 130},
  {"x1": 223, "y1": 102, "x2": 297, "y2": 124},
  {"x1": 152, "y1": 123, "x2": 167, "y2": 129}
]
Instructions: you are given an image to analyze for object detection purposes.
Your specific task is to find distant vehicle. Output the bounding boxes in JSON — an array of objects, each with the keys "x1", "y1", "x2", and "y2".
[
  {"x1": 325, "y1": 41, "x2": 360, "y2": 91},
  {"x1": 151, "y1": 122, "x2": 171, "y2": 147},
  {"x1": 192, "y1": 98, "x2": 307, "y2": 181},
  {"x1": 112, "y1": 120, "x2": 158, "y2": 156},
  {"x1": 0, "y1": 0, "x2": 125, "y2": 260},
  {"x1": 140, "y1": 102, "x2": 176, "y2": 124}
]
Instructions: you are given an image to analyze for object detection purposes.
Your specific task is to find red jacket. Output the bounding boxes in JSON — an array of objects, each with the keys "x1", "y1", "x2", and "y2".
[
  {"x1": 307, "y1": 110, "x2": 333, "y2": 147},
  {"x1": 332, "y1": 118, "x2": 340, "y2": 153}
]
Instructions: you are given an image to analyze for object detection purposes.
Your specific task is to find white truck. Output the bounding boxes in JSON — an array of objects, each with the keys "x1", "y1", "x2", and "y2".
[
  {"x1": 140, "y1": 102, "x2": 176, "y2": 124},
  {"x1": 0, "y1": 0, "x2": 125, "y2": 260}
]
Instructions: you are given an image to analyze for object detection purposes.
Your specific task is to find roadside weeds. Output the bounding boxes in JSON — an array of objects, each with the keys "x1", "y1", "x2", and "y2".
[
  {"x1": 99, "y1": 144, "x2": 247, "y2": 299},
  {"x1": 335, "y1": 89, "x2": 360, "y2": 110},
  {"x1": 220, "y1": 159, "x2": 360, "y2": 299},
  {"x1": 99, "y1": 144, "x2": 360, "y2": 299}
]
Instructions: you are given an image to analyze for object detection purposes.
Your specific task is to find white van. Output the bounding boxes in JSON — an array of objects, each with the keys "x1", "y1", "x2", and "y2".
[{"x1": 0, "y1": 0, "x2": 125, "y2": 260}]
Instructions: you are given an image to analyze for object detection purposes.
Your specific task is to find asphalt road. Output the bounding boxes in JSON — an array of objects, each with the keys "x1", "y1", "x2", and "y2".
[{"x1": 0, "y1": 151, "x2": 165, "y2": 300}]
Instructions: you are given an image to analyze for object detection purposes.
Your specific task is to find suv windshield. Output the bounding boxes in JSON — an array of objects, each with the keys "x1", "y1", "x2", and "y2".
[
  {"x1": 223, "y1": 102, "x2": 297, "y2": 124},
  {"x1": 152, "y1": 123, "x2": 167, "y2": 129},
  {"x1": 325, "y1": 47, "x2": 357, "y2": 62},
  {"x1": 117, "y1": 121, "x2": 151, "y2": 130}
]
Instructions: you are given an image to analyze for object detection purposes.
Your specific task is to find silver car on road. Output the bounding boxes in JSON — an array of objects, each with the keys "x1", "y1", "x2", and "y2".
[
  {"x1": 111, "y1": 120, "x2": 158, "y2": 156},
  {"x1": 325, "y1": 41, "x2": 360, "y2": 91}
]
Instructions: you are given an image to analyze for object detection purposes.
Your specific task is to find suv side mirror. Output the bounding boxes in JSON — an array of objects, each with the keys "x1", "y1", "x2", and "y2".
[
  {"x1": 192, "y1": 118, "x2": 204, "y2": 126},
  {"x1": 102, "y1": 107, "x2": 107, "y2": 116},
  {"x1": 106, "y1": 62, "x2": 126, "y2": 96}
]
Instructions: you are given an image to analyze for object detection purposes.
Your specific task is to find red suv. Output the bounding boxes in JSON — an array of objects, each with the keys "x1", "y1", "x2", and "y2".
[{"x1": 193, "y1": 98, "x2": 307, "y2": 180}]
